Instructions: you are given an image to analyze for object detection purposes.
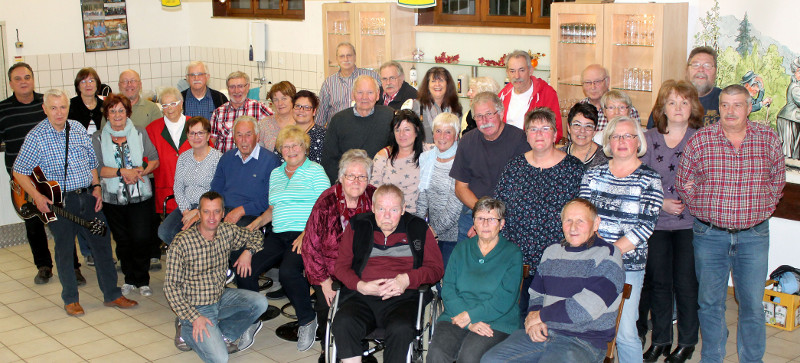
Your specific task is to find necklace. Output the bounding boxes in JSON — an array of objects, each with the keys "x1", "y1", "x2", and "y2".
[{"x1": 571, "y1": 143, "x2": 594, "y2": 163}]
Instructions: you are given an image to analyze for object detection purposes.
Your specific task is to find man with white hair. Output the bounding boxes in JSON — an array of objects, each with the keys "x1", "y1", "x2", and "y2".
[
  {"x1": 118, "y1": 69, "x2": 162, "y2": 129},
  {"x1": 13, "y1": 89, "x2": 138, "y2": 317},
  {"x1": 181, "y1": 61, "x2": 228, "y2": 121},
  {"x1": 317, "y1": 42, "x2": 380, "y2": 127}
]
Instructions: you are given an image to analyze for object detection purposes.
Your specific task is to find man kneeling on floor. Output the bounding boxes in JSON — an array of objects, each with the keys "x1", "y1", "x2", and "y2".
[{"x1": 164, "y1": 191, "x2": 268, "y2": 362}]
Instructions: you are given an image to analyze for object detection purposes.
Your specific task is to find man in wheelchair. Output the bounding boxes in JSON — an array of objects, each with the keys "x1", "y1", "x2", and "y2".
[{"x1": 331, "y1": 184, "x2": 444, "y2": 363}]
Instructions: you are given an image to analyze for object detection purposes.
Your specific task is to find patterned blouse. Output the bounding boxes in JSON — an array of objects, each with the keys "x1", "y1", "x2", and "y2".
[
  {"x1": 415, "y1": 160, "x2": 461, "y2": 242},
  {"x1": 257, "y1": 115, "x2": 281, "y2": 152},
  {"x1": 579, "y1": 163, "x2": 664, "y2": 271},
  {"x1": 559, "y1": 142, "x2": 609, "y2": 170},
  {"x1": 370, "y1": 148, "x2": 421, "y2": 213},
  {"x1": 494, "y1": 153, "x2": 584, "y2": 271},
  {"x1": 174, "y1": 148, "x2": 222, "y2": 212},
  {"x1": 271, "y1": 124, "x2": 326, "y2": 165}
]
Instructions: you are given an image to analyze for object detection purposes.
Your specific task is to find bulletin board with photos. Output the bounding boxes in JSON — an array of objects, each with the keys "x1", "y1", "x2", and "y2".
[{"x1": 81, "y1": 0, "x2": 130, "y2": 52}]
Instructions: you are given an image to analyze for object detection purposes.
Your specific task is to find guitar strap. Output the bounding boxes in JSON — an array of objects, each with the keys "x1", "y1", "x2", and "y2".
[{"x1": 64, "y1": 122, "x2": 70, "y2": 184}]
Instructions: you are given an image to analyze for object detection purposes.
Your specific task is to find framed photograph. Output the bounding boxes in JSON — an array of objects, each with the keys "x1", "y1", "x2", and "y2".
[{"x1": 81, "y1": 0, "x2": 129, "y2": 52}]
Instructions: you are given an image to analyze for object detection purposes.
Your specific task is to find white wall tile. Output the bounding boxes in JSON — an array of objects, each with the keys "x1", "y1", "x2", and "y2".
[
  {"x1": 300, "y1": 54, "x2": 309, "y2": 72},
  {"x1": 128, "y1": 49, "x2": 139, "y2": 65},
  {"x1": 47, "y1": 71, "x2": 61, "y2": 89},
  {"x1": 105, "y1": 51, "x2": 118, "y2": 67},
  {"x1": 37, "y1": 71, "x2": 50, "y2": 89},
  {"x1": 141, "y1": 79, "x2": 152, "y2": 94},
  {"x1": 61, "y1": 70, "x2": 73, "y2": 87},
  {"x1": 25, "y1": 56, "x2": 38, "y2": 72},
  {"x1": 37, "y1": 55, "x2": 50, "y2": 71},
  {"x1": 108, "y1": 66, "x2": 120, "y2": 82},
  {"x1": 49, "y1": 54, "x2": 62, "y2": 70},
  {"x1": 84, "y1": 53, "x2": 96, "y2": 68},
  {"x1": 116, "y1": 50, "x2": 129, "y2": 66},
  {"x1": 161, "y1": 47, "x2": 171, "y2": 63},
  {"x1": 95, "y1": 52, "x2": 107, "y2": 67},
  {"x1": 181, "y1": 46, "x2": 190, "y2": 62},
  {"x1": 72, "y1": 53, "x2": 85, "y2": 69},
  {"x1": 171, "y1": 47, "x2": 181, "y2": 63},
  {"x1": 60, "y1": 54, "x2": 73, "y2": 70},
  {"x1": 151, "y1": 48, "x2": 161, "y2": 63},
  {"x1": 171, "y1": 62, "x2": 182, "y2": 79},
  {"x1": 96, "y1": 66, "x2": 109, "y2": 85},
  {"x1": 139, "y1": 49, "x2": 151, "y2": 64},
  {"x1": 161, "y1": 63, "x2": 171, "y2": 80},
  {"x1": 150, "y1": 63, "x2": 162, "y2": 78}
]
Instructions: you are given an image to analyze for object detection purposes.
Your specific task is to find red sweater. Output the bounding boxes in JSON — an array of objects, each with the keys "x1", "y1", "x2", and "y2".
[
  {"x1": 498, "y1": 76, "x2": 563, "y2": 142},
  {"x1": 145, "y1": 117, "x2": 192, "y2": 214},
  {"x1": 334, "y1": 219, "x2": 443, "y2": 291}
]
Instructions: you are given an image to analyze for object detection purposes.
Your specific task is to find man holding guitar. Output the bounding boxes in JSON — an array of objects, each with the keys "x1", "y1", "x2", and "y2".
[{"x1": 12, "y1": 89, "x2": 137, "y2": 317}]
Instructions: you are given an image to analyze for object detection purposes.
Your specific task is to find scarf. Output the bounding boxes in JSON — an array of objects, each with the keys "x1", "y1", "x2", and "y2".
[
  {"x1": 335, "y1": 182, "x2": 371, "y2": 230},
  {"x1": 100, "y1": 119, "x2": 148, "y2": 197},
  {"x1": 418, "y1": 140, "x2": 458, "y2": 190}
]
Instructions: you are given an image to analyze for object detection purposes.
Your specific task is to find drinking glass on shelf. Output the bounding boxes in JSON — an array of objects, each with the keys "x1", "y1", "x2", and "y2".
[
  {"x1": 342, "y1": 20, "x2": 348, "y2": 34},
  {"x1": 591, "y1": 24, "x2": 597, "y2": 43},
  {"x1": 624, "y1": 20, "x2": 632, "y2": 45},
  {"x1": 378, "y1": 18, "x2": 386, "y2": 35},
  {"x1": 361, "y1": 17, "x2": 368, "y2": 35},
  {"x1": 632, "y1": 68, "x2": 640, "y2": 90},
  {"x1": 643, "y1": 69, "x2": 652, "y2": 91}
]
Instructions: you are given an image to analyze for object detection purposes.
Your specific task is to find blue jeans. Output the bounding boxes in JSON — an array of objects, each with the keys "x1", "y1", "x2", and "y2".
[
  {"x1": 693, "y1": 220, "x2": 769, "y2": 363},
  {"x1": 481, "y1": 329, "x2": 605, "y2": 363},
  {"x1": 617, "y1": 270, "x2": 645, "y2": 363},
  {"x1": 48, "y1": 192, "x2": 121, "y2": 305},
  {"x1": 76, "y1": 234, "x2": 92, "y2": 258},
  {"x1": 180, "y1": 288, "x2": 268, "y2": 363},
  {"x1": 438, "y1": 240, "x2": 457, "y2": 271},
  {"x1": 158, "y1": 205, "x2": 195, "y2": 245},
  {"x1": 457, "y1": 205, "x2": 473, "y2": 245}
]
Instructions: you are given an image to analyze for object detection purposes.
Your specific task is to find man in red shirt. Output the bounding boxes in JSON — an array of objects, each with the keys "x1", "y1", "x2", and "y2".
[
  {"x1": 497, "y1": 50, "x2": 562, "y2": 142},
  {"x1": 677, "y1": 84, "x2": 785, "y2": 363}
]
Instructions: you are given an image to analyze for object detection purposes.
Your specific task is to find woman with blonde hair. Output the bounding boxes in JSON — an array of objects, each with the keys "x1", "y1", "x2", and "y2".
[{"x1": 462, "y1": 77, "x2": 501, "y2": 135}]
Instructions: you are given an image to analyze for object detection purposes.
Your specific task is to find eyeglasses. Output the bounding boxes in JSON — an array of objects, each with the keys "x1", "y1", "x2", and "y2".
[
  {"x1": 380, "y1": 76, "x2": 399, "y2": 83},
  {"x1": 294, "y1": 104, "x2": 313, "y2": 111},
  {"x1": 80, "y1": 79, "x2": 96, "y2": 85},
  {"x1": 689, "y1": 62, "x2": 715, "y2": 70},
  {"x1": 280, "y1": 143, "x2": 303, "y2": 151},
  {"x1": 188, "y1": 131, "x2": 208, "y2": 138},
  {"x1": 344, "y1": 174, "x2": 368, "y2": 182},
  {"x1": 570, "y1": 122, "x2": 596, "y2": 131},
  {"x1": 160, "y1": 101, "x2": 181, "y2": 109},
  {"x1": 187, "y1": 72, "x2": 207, "y2": 78},
  {"x1": 609, "y1": 133, "x2": 638, "y2": 141},
  {"x1": 475, "y1": 217, "x2": 502, "y2": 225},
  {"x1": 526, "y1": 126, "x2": 554, "y2": 134},
  {"x1": 474, "y1": 111, "x2": 499, "y2": 121},
  {"x1": 119, "y1": 79, "x2": 139, "y2": 85},
  {"x1": 109, "y1": 108, "x2": 127, "y2": 115},
  {"x1": 604, "y1": 105, "x2": 629, "y2": 112},
  {"x1": 228, "y1": 84, "x2": 249, "y2": 90},
  {"x1": 582, "y1": 78, "x2": 607, "y2": 87}
]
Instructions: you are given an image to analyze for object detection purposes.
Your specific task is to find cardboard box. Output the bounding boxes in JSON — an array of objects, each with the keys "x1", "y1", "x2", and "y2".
[{"x1": 763, "y1": 280, "x2": 800, "y2": 331}]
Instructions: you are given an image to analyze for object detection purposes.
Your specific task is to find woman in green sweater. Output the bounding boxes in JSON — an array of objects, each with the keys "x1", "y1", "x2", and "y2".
[{"x1": 427, "y1": 197, "x2": 523, "y2": 363}]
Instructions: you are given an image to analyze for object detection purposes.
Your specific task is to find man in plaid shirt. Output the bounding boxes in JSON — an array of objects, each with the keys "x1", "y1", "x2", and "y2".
[
  {"x1": 164, "y1": 191, "x2": 268, "y2": 360},
  {"x1": 676, "y1": 85, "x2": 785, "y2": 363},
  {"x1": 210, "y1": 71, "x2": 271, "y2": 153}
]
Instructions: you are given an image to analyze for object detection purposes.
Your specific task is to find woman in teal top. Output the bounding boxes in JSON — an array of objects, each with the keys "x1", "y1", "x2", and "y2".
[
  {"x1": 427, "y1": 197, "x2": 523, "y2": 363},
  {"x1": 243, "y1": 125, "x2": 330, "y2": 352}
]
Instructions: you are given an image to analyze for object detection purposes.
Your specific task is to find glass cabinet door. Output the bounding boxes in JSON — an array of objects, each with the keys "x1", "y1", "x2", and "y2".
[
  {"x1": 356, "y1": 8, "x2": 389, "y2": 71},
  {"x1": 325, "y1": 8, "x2": 355, "y2": 73}
]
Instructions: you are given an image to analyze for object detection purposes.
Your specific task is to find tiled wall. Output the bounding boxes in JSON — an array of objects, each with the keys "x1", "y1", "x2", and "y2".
[{"x1": 17, "y1": 46, "x2": 325, "y2": 101}]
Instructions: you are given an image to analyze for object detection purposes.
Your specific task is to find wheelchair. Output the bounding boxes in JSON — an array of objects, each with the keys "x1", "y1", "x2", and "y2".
[{"x1": 324, "y1": 281, "x2": 443, "y2": 363}]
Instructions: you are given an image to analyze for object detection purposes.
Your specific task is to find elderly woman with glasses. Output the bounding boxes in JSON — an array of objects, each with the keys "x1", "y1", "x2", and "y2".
[
  {"x1": 414, "y1": 112, "x2": 462, "y2": 268},
  {"x1": 560, "y1": 102, "x2": 608, "y2": 169},
  {"x1": 258, "y1": 81, "x2": 296, "y2": 152},
  {"x1": 579, "y1": 116, "x2": 663, "y2": 363},
  {"x1": 301, "y1": 149, "x2": 376, "y2": 362},
  {"x1": 92, "y1": 93, "x2": 160, "y2": 297},
  {"x1": 244, "y1": 125, "x2": 330, "y2": 352},
  {"x1": 370, "y1": 109, "x2": 426, "y2": 213},
  {"x1": 146, "y1": 87, "x2": 191, "y2": 219},
  {"x1": 594, "y1": 90, "x2": 640, "y2": 145},
  {"x1": 157, "y1": 116, "x2": 222, "y2": 245},
  {"x1": 427, "y1": 197, "x2": 522, "y2": 363},
  {"x1": 69, "y1": 67, "x2": 104, "y2": 135},
  {"x1": 494, "y1": 107, "x2": 584, "y2": 316}
]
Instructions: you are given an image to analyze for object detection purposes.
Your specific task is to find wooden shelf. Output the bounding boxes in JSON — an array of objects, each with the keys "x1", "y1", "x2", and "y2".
[{"x1": 414, "y1": 25, "x2": 549, "y2": 36}]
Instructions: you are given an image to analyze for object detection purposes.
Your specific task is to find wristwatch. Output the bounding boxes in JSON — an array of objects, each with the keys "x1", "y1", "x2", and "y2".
[{"x1": 116, "y1": 168, "x2": 121, "y2": 177}]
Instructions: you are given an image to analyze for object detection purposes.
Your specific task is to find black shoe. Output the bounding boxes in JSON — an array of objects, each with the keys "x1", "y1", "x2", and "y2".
[
  {"x1": 75, "y1": 269, "x2": 87, "y2": 286},
  {"x1": 362, "y1": 354, "x2": 378, "y2": 363},
  {"x1": 266, "y1": 287, "x2": 285, "y2": 299},
  {"x1": 34, "y1": 266, "x2": 53, "y2": 284},
  {"x1": 643, "y1": 344, "x2": 671, "y2": 362},
  {"x1": 665, "y1": 346, "x2": 695, "y2": 363},
  {"x1": 318, "y1": 352, "x2": 325, "y2": 363}
]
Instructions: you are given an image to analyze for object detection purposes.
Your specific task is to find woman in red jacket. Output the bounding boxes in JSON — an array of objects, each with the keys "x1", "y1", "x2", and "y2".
[{"x1": 301, "y1": 148, "x2": 376, "y2": 362}]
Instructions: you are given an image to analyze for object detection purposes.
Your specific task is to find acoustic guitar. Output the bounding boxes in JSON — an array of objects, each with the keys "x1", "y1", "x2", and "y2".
[{"x1": 10, "y1": 166, "x2": 107, "y2": 236}]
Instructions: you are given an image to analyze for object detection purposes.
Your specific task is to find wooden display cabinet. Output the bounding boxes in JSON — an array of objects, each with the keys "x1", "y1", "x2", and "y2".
[
  {"x1": 322, "y1": 3, "x2": 416, "y2": 78},
  {"x1": 549, "y1": 2, "x2": 688, "y2": 123}
]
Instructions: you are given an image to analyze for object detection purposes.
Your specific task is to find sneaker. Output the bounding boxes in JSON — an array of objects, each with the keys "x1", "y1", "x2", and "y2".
[
  {"x1": 225, "y1": 269, "x2": 236, "y2": 285},
  {"x1": 149, "y1": 258, "x2": 162, "y2": 271},
  {"x1": 223, "y1": 336, "x2": 239, "y2": 354},
  {"x1": 75, "y1": 269, "x2": 87, "y2": 286},
  {"x1": 139, "y1": 286, "x2": 153, "y2": 296},
  {"x1": 85, "y1": 255, "x2": 95, "y2": 266},
  {"x1": 174, "y1": 317, "x2": 192, "y2": 351},
  {"x1": 237, "y1": 320, "x2": 263, "y2": 352},
  {"x1": 121, "y1": 283, "x2": 136, "y2": 295},
  {"x1": 297, "y1": 317, "x2": 318, "y2": 352},
  {"x1": 34, "y1": 266, "x2": 53, "y2": 284}
]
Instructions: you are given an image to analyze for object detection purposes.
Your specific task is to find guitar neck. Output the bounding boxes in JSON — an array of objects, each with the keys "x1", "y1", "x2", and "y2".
[{"x1": 50, "y1": 205, "x2": 94, "y2": 230}]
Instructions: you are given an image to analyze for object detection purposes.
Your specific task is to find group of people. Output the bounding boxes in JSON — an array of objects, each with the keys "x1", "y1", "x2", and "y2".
[{"x1": 0, "y1": 42, "x2": 785, "y2": 363}]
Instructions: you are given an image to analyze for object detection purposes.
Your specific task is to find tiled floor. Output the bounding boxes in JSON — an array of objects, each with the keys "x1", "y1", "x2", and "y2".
[{"x1": 1, "y1": 240, "x2": 799, "y2": 362}]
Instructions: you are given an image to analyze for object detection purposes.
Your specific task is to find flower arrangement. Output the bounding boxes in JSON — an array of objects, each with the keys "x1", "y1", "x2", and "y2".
[
  {"x1": 478, "y1": 50, "x2": 546, "y2": 68},
  {"x1": 434, "y1": 52, "x2": 460, "y2": 64}
]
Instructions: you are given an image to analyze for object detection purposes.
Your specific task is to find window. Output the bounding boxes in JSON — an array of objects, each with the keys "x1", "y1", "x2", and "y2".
[
  {"x1": 431, "y1": 0, "x2": 569, "y2": 28},
  {"x1": 213, "y1": 0, "x2": 304, "y2": 20}
]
